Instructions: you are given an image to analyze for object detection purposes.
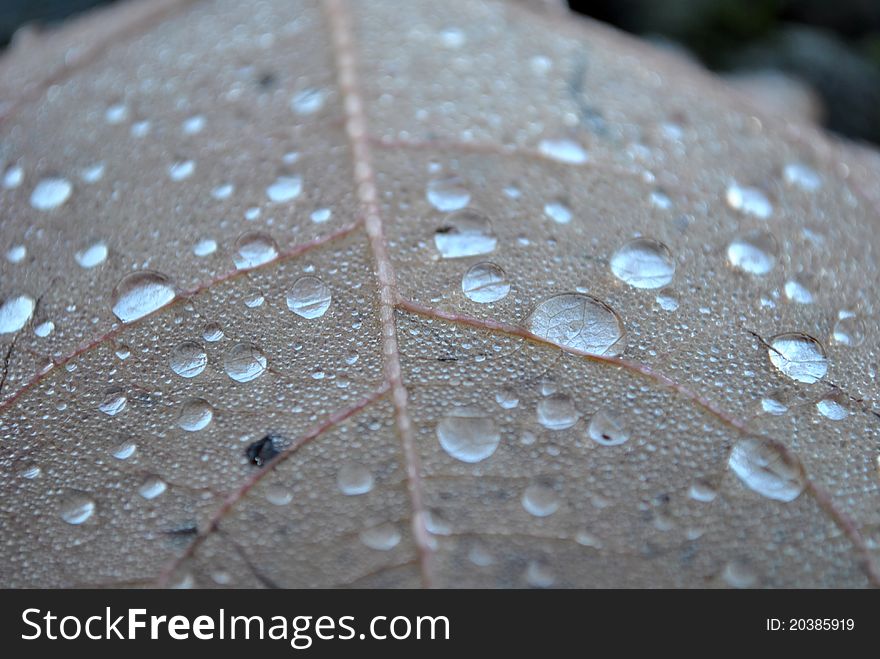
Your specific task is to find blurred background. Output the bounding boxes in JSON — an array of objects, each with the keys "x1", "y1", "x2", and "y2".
[{"x1": 1, "y1": 0, "x2": 878, "y2": 145}]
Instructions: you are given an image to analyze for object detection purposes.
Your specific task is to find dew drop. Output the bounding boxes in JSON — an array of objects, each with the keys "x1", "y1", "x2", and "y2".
[
  {"x1": 360, "y1": 523, "x2": 401, "y2": 551},
  {"x1": 202, "y1": 322, "x2": 224, "y2": 342},
  {"x1": 105, "y1": 103, "x2": 127, "y2": 124},
  {"x1": 725, "y1": 183, "x2": 772, "y2": 219},
  {"x1": 286, "y1": 276, "x2": 331, "y2": 319},
  {"x1": 177, "y1": 398, "x2": 214, "y2": 431},
  {"x1": 138, "y1": 477, "x2": 167, "y2": 500},
  {"x1": 434, "y1": 209, "x2": 497, "y2": 258},
  {"x1": 34, "y1": 320, "x2": 54, "y2": 337},
  {"x1": 74, "y1": 241, "x2": 108, "y2": 268},
  {"x1": 525, "y1": 561, "x2": 556, "y2": 588},
  {"x1": 98, "y1": 388, "x2": 127, "y2": 416},
  {"x1": 0, "y1": 294, "x2": 35, "y2": 333},
  {"x1": 522, "y1": 483, "x2": 560, "y2": 517},
  {"x1": 81, "y1": 162, "x2": 105, "y2": 183},
  {"x1": 15, "y1": 463, "x2": 41, "y2": 479},
  {"x1": 223, "y1": 342, "x2": 267, "y2": 383},
  {"x1": 182, "y1": 115, "x2": 205, "y2": 134},
  {"x1": 689, "y1": 480, "x2": 718, "y2": 502},
  {"x1": 728, "y1": 437, "x2": 806, "y2": 502},
  {"x1": 6, "y1": 244, "x2": 26, "y2": 263},
  {"x1": 526, "y1": 293, "x2": 626, "y2": 356},
  {"x1": 537, "y1": 393, "x2": 579, "y2": 430},
  {"x1": 722, "y1": 560, "x2": 758, "y2": 588},
  {"x1": 832, "y1": 314, "x2": 866, "y2": 347},
  {"x1": 266, "y1": 175, "x2": 302, "y2": 203},
  {"x1": 495, "y1": 386, "x2": 519, "y2": 410},
  {"x1": 265, "y1": 485, "x2": 293, "y2": 506},
  {"x1": 761, "y1": 397, "x2": 788, "y2": 415},
  {"x1": 310, "y1": 207, "x2": 332, "y2": 224},
  {"x1": 111, "y1": 271, "x2": 176, "y2": 323},
  {"x1": 233, "y1": 231, "x2": 278, "y2": 269},
  {"x1": 60, "y1": 492, "x2": 95, "y2": 525},
  {"x1": 784, "y1": 277, "x2": 814, "y2": 304},
  {"x1": 816, "y1": 397, "x2": 848, "y2": 421},
  {"x1": 244, "y1": 289, "x2": 264, "y2": 308},
  {"x1": 767, "y1": 333, "x2": 827, "y2": 384},
  {"x1": 193, "y1": 238, "x2": 217, "y2": 257},
  {"x1": 655, "y1": 289, "x2": 679, "y2": 311},
  {"x1": 426, "y1": 176, "x2": 470, "y2": 212},
  {"x1": 783, "y1": 163, "x2": 821, "y2": 191},
  {"x1": 543, "y1": 200, "x2": 572, "y2": 224},
  {"x1": 587, "y1": 408, "x2": 630, "y2": 446},
  {"x1": 168, "y1": 160, "x2": 195, "y2": 181},
  {"x1": 610, "y1": 238, "x2": 675, "y2": 289},
  {"x1": 336, "y1": 462, "x2": 374, "y2": 495},
  {"x1": 538, "y1": 138, "x2": 588, "y2": 164},
  {"x1": 30, "y1": 177, "x2": 72, "y2": 210},
  {"x1": 436, "y1": 406, "x2": 500, "y2": 463},
  {"x1": 290, "y1": 88, "x2": 326, "y2": 115},
  {"x1": 211, "y1": 183, "x2": 234, "y2": 200},
  {"x1": 3, "y1": 164, "x2": 23, "y2": 188},
  {"x1": 113, "y1": 440, "x2": 137, "y2": 460},
  {"x1": 170, "y1": 341, "x2": 207, "y2": 378},
  {"x1": 461, "y1": 262, "x2": 510, "y2": 303},
  {"x1": 726, "y1": 230, "x2": 777, "y2": 275}
]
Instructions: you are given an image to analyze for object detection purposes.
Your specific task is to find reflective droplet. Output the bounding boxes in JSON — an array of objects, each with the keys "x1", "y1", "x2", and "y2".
[
  {"x1": 767, "y1": 333, "x2": 827, "y2": 384},
  {"x1": 266, "y1": 175, "x2": 302, "y2": 203},
  {"x1": 610, "y1": 238, "x2": 675, "y2": 289},
  {"x1": 233, "y1": 231, "x2": 278, "y2": 269},
  {"x1": 526, "y1": 293, "x2": 626, "y2": 356},
  {"x1": 784, "y1": 277, "x2": 814, "y2": 304},
  {"x1": 0, "y1": 294, "x2": 35, "y2": 333},
  {"x1": 725, "y1": 183, "x2": 772, "y2": 219},
  {"x1": 537, "y1": 393, "x2": 579, "y2": 430},
  {"x1": 138, "y1": 477, "x2": 167, "y2": 500},
  {"x1": 522, "y1": 483, "x2": 559, "y2": 517},
  {"x1": 177, "y1": 398, "x2": 214, "y2": 431},
  {"x1": 689, "y1": 480, "x2": 718, "y2": 502},
  {"x1": 265, "y1": 485, "x2": 293, "y2": 506},
  {"x1": 193, "y1": 238, "x2": 217, "y2": 257},
  {"x1": 104, "y1": 103, "x2": 127, "y2": 124},
  {"x1": 113, "y1": 440, "x2": 137, "y2": 460},
  {"x1": 6, "y1": 244, "x2": 26, "y2": 263},
  {"x1": 426, "y1": 176, "x2": 470, "y2": 212},
  {"x1": 182, "y1": 115, "x2": 205, "y2": 134},
  {"x1": 34, "y1": 320, "x2": 54, "y2": 337},
  {"x1": 783, "y1": 163, "x2": 821, "y2": 191},
  {"x1": 202, "y1": 322, "x2": 224, "y2": 342},
  {"x1": 74, "y1": 241, "x2": 108, "y2": 268},
  {"x1": 310, "y1": 207, "x2": 331, "y2": 224},
  {"x1": 3, "y1": 164, "x2": 23, "y2": 188},
  {"x1": 655, "y1": 289, "x2": 679, "y2": 311},
  {"x1": 98, "y1": 388, "x2": 127, "y2": 416},
  {"x1": 832, "y1": 313, "x2": 866, "y2": 347},
  {"x1": 170, "y1": 341, "x2": 207, "y2": 378},
  {"x1": 243, "y1": 289, "x2": 264, "y2": 308},
  {"x1": 131, "y1": 121, "x2": 150, "y2": 138},
  {"x1": 360, "y1": 523, "x2": 401, "y2": 551},
  {"x1": 211, "y1": 183, "x2": 234, "y2": 200},
  {"x1": 726, "y1": 230, "x2": 777, "y2": 275},
  {"x1": 543, "y1": 200, "x2": 572, "y2": 224},
  {"x1": 111, "y1": 271, "x2": 176, "y2": 322},
  {"x1": 30, "y1": 177, "x2": 72, "y2": 210},
  {"x1": 60, "y1": 492, "x2": 95, "y2": 525},
  {"x1": 286, "y1": 276, "x2": 331, "y2": 319},
  {"x1": 291, "y1": 88, "x2": 325, "y2": 114},
  {"x1": 538, "y1": 138, "x2": 588, "y2": 164},
  {"x1": 495, "y1": 386, "x2": 519, "y2": 410},
  {"x1": 223, "y1": 342, "x2": 267, "y2": 383},
  {"x1": 728, "y1": 437, "x2": 806, "y2": 502},
  {"x1": 461, "y1": 262, "x2": 510, "y2": 303},
  {"x1": 587, "y1": 408, "x2": 629, "y2": 446},
  {"x1": 761, "y1": 397, "x2": 788, "y2": 415},
  {"x1": 81, "y1": 162, "x2": 105, "y2": 183},
  {"x1": 816, "y1": 397, "x2": 848, "y2": 421},
  {"x1": 575, "y1": 530, "x2": 603, "y2": 549},
  {"x1": 168, "y1": 160, "x2": 195, "y2": 181},
  {"x1": 436, "y1": 406, "x2": 500, "y2": 463},
  {"x1": 336, "y1": 462, "x2": 374, "y2": 495},
  {"x1": 15, "y1": 463, "x2": 41, "y2": 479},
  {"x1": 722, "y1": 560, "x2": 758, "y2": 588},
  {"x1": 434, "y1": 209, "x2": 497, "y2": 258},
  {"x1": 525, "y1": 560, "x2": 556, "y2": 588}
]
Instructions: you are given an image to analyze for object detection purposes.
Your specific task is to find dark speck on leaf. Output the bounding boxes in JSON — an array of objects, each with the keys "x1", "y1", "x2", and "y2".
[{"x1": 246, "y1": 434, "x2": 281, "y2": 467}]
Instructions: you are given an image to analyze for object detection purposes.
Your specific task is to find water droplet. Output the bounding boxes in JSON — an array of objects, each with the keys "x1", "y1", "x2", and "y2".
[
  {"x1": 98, "y1": 388, "x2": 127, "y2": 416},
  {"x1": 223, "y1": 342, "x2": 267, "y2": 383},
  {"x1": 113, "y1": 440, "x2": 137, "y2": 460},
  {"x1": 193, "y1": 238, "x2": 217, "y2": 257},
  {"x1": 111, "y1": 271, "x2": 176, "y2": 322},
  {"x1": 426, "y1": 176, "x2": 470, "y2": 212},
  {"x1": 310, "y1": 207, "x2": 331, "y2": 224},
  {"x1": 767, "y1": 333, "x2": 827, "y2": 384},
  {"x1": 6, "y1": 244, "x2": 26, "y2": 263},
  {"x1": 728, "y1": 437, "x2": 806, "y2": 502},
  {"x1": 440, "y1": 26, "x2": 465, "y2": 48},
  {"x1": 138, "y1": 476, "x2": 167, "y2": 500},
  {"x1": 575, "y1": 530, "x2": 603, "y2": 549},
  {"x1": 336, "y1": 462, "x2": 374, "y2": 495},
  {"x1": 726, "y1": 230, "x2": 778, "y2": 275},
  {"x1": 169, "y1": 341, "x2": 207, "y2": 379},
  {"x1": 610, "y1": 238, "x2": 675, "y2": 289},
  {"x1": 290, "y1": 88, "x2": 326, "y2": 114},
  {"x1": 0, "y1": 294, "x2": 35, "y2": 333},
  {"x1": 525, "y1": 560, "x2": 555, "y2": 587},
  {"x1": 522, "y1": 483, "x2": 559, "y2": 517},
  {"x1": 243, "y1": 289, "x2": 264, "y2": 308},
  {"x1": 34, "y1": 320, "x2": 54, "y2": 337},
  {"x1": 286, "y1": 276, "x2": 331, "y2": 319},
  {"x1": 816, "y1": 397, "x2": 848, "y2": 421},
  {"x1": 265, "y1": 485, "x2": 293, "y2": 506},
  {"x1": 655, "y1": 289, "x2": 679, "y2": 311},
  {"x1": 495, "y1": 386, "x2": 519, "y2": 410},
  {"x1": 461, "y1": 262, "x2": 510, "y2": 303},
  {"x1": 543, "y1": 200, "x2": 572, "y2": 224},
  {"x1": 538, "y1": 138, "x2": 588, "y2": 164},
  {"x1": 30, "y1": 177, "x2": 72, "y2": 210},
  {"x1": 182, "y1": 115, "x2": 205, "y2": 134},
  {"x1": 587, "y1": 408, "x2": 629, "y2": 445},
  {"x1": 211, "y1": 183, "x2": 234, "y2": 200},
  {"x1": 115, "y1": 345, "x2": 131, "y2": 360},
  {"x1": 537, "y1": 393, "x2": 579, "y2": 430},
  {"x1": 233, "y1": 231, "x2": 278, "y2": 269},
  {"x1": 81, "y1": 162, "x2": 105, "y2": 183},
  {"x1": 725, "y1": 183, "x2": 772, "y2": 219},
  {"x1": 266, "y1": 175, "x2": 302, "y2": 203},
  {"x1": 131, "y1": 121, "x2": 150, "y2": 138},
  {"x1": 3, "y1": 164, "x2": 23, "y2": 188},
  {"x1": 74, "y1": 241, "x2": 108, "y2": 268},
  {"x1": 761, "y1": 397, "x2": 788, "y2": 415},
  {"x1": 783, "y1": 163, "x2": 821, "y2": 191},
  {"x1": 177, "y1": 397, "x2": 214, "y2": 431},
  {"x1": 689, "y1": 480, "x2": 718, "y2": 502},
  {"x1": 15, "y1": 462, "x2": 41, "y2": 479},
  {"x1": 203, "y1": 322, "x2": 224, "y2": 342},
  {"x1": 526, "y1": 293, "x2": 626, "y2": 356},
  {"x1": 60, "y1": 492, "x2": 95, "y2": 525},
  {"x1": 168, "y1": 160, "x2": 195, "y2": 181},
  {"x1": 784, "y1": 277, "x2": 814, "y2": 304},
  {"x1": 722, "y1": 560, "x2": 758, "y2": 588},
  {"x1": 359, "y1": 523, "x2": 402, "y2": 551},
  {"x1": 832, "y1": 313, "x2": 866, "y2": 347},
  {"x1": 434, "y1": 209, "x2": 497, "y2": 258},
  {"x1": 105, "y1": 103, "x2": 127, "y2": 124},
  {"x1": 436, "y1": 406, "x2": 500, "y2": 463}
]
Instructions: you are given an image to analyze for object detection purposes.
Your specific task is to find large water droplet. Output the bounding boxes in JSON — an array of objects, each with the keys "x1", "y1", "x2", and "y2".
[
  {"x1": 725, "y1": 183, "x2": 772, "y2": 219},
  {"x1": 60, "y1": 492, "x2": 95, "y2": 525},
  {"x1": 336, "y1": 462, "x2": 374, "y2": 495},
  {"x1": 526, "y1": 293, "x2": 626, "y2": 356},
  {"x1": 177, "y1": 398, "x2": 214, "y2": 431},
  {"x1": 30, "y1": 177, "x2": 72, "y2": 210},
  {"x1": 434, "y1": 209, "x2": 497, "y2": 258},
  {"x1": 223, "y1": 342, "x2": 267, "y2": 383},
  {"x1": 0, "y1": 294, "x2": 35, "y2": 333},
  {"x1": 767, "y1": 333, "x2": 827, "y2": 384},
  {"x1": 587, "y1": 408, "x2": 630, "y2": 446},
  {"x1": 610, "y1": 238, "x2": 675, "y2": 289},
  {"x1": 286, "y1": 276, "x2": 332, "y2": 319},
  {"x1": 75, "y1": 241, "x2": 108, "y2": 268},
  {"x1": 233, "y1": 231, "x2": 278, "y2": 269},
  {"x1": 436, "y1": 406, "x2": 500, "y2": 463},
  {"x1": 360, "y1": 523, "x2": 401, "y2": 550},
  {"x1": 726, "y1": 230, "x2": 777, "y2": 275},
  {"x1": 521, "y1": 483, "x2": 559, "y2": 517},
  {"x1": 266, "y1": 175, "x2": 302, "y2": 203},
  {"x1": 536, "y1": 393, "x2": 579, "y2": 430},
  {"x1": 728, "y1": 437, "x2": 806, "y2": 502},
  {"x1": 111, "y1": 271, "x2": 176, "y2": 323},
  {"x1": 426, "y1": 176, "x2": 470, "y2": 212},
  {"x1": 461, "y1": 262, "x2": 510, "y2": 303},
  {"x1": 538, "y1": 138, "x2": 588, "y2": 164}
]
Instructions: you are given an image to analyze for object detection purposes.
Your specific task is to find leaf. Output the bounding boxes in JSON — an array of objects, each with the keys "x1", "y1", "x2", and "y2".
[{"x1": 0, "y1": 0, "x2": 878, "y2": 589}]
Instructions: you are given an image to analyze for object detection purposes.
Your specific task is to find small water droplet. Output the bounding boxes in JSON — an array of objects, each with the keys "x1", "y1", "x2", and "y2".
[
  {"x1": 98, "y1": 388, "x2": 127, "y2": 416},
  {"x1": 436, "y1": 406, "x2": 500, "y2": 463},
  {"x1": 525, "y1": 560, "x2": 555, "y2": 587},
  {"x1": 81, "y1": 162, "x2": 105, "y2": 183},
  {"x1": 587, "y1": 408, "x2": 630, "y2": 446},
  {"x1": 816, "y1": 397, "x2": 848, "y2": 421},
  {"x1": 610, "y1": 238, "x2": 675, "y2": 289},
  {"x1": 725, "y1": 183, "x2": 772, "y2": 219},
  {"x1": 60, "y1": 492, "x2": 95, "y2": 525},
  {"x1": 543, "y1": 200, "x2": 572, "y2": 224},
  {"x1": 360, "y1": 522, "x2": 401, "y2": 550},
  {"x1": 727, "y1": 230, "x2": 777, "y2": 275},
  {"x1": 203, "y1": 322, "x2": 224, "y2": 342},
  {"x1": 689, "y1": 480, "x2": 718, "y2": 502},
  {"x1": 426, "y1": 176, "x2": 470, "y2": 212},
  {"x1": 193, "y1": 238, "x2": 217, "y2": 257},
  {"x1": 177, "y1": 397, "x2": 214, "y2": 431},
  {"x1": 434, "y1": 209, "x2": 497, "y2": 258},
  {"x1": 522, "y1": 483, "x2": 559, "y2": 517},
  {"x1": 6, "y1": 244, "x2": 26, "y2": 263},
  {"x1": 526, "y1": 293, "x2": 626, "y2": 356},
  {"x1": 266, "y1": 175, "x2": 302, "y2": 203},
  {"x1": 243, "y1": 289, "x2": 264, "y2": 308},
  {"x1": 211, "y1": 183, "x2": 234, "y2": 200},
  {"x1": 0, "y1": 294, "x2": 35, "y2": 333},
  {"x1": 111, "y1": 271, "x2": 176, "y2": 322},
  {"x1": 761, "y1": 396, "x2": 788, "y2": 415},
  {"x1": 223, "y1": 342, "x2": 267, "y2": 383},
  {"x1": 3, "y1": 164, "x2": 23, "y2": 188},
  {"x1": 655, "y1": 288, "x2": 679, "y2": 311},
  {"x1": 783, "y1": 163, "x2": 821, "y2": 191},
  {"x1": 832, "y1": 313, "x2": 866, "y2": 347},
  {"x1": 291, "y1": 88, "x2": 326, "y2": 114},
  {"x1": 130, "y1": 121, "x2": 150, "y2": 138},
  {"x1": 461, "y1": 262, "x2": 510, "y2": 303},
  {"x1": 113, "y1": 440, "x2": 137, "y2": 460},
  {"x1": 310, "y1": 207, "x2": 332, "y2": 223},
  {"x1": 105, "y1": 103, "x2": 127, "y2": 124},
  {"x1": 15, "y1": 462, "x2": 41, "y2": 479},
  {"x1": 337, "y1": 462, "x2": 374, "y2": 495},
  {"x1": 30, "y1": 177, "x2": 72, "y2": 210},
  {"x1": 169, "y1": 341, "x2": 207, "y2": 378},
  {"x1": 233, "y1": 231, "x2": 278, "y2": 269},
  {"x1": 538, "y1": 138, "x2": 588, "y2": 164},
  {"x1": 728, "y1": 437, "x2": 806, "y2": 502},
  {"x1": 265, "y1": 484, "x2": 293, "y2": 506},
  {"x1": 784, "y1": 277, "x2": 814, "y2": 304},
  {"x1": 722, "y1": 559, "x2": 758, "y2": 588},
  {"x1": 74, "y1": 241, "x2": 108, "y2": 268},
  {"x1": 138, "y1": 476, "x2": 167, "y2": 500},
  {"x1": 168, "y1": 160, "x2": 195, "y2": 181},
  {"x1": 537, "y1": 393, "x2": 579, "y2": 430},
  {"x1": 182, "y1": 115, "x2": 205, "y2": 134},
  {"x1": 495, "y1": 386, "x2": 519, "y2": 410},
  {"x1": 767, "y1": 333, "x2": 827, "y2": 384},
  {"x1": 34, "y1": 320, "x2": 54, "y2": 337},
  {"x1": 286, "y1": 276, "x2": 331, "y2": 319}
]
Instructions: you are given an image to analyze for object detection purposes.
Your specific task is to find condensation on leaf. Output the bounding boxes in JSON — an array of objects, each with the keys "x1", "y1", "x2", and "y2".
[{"x1": 525, "y1": 293, "x2": 626, "y2": 356}]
